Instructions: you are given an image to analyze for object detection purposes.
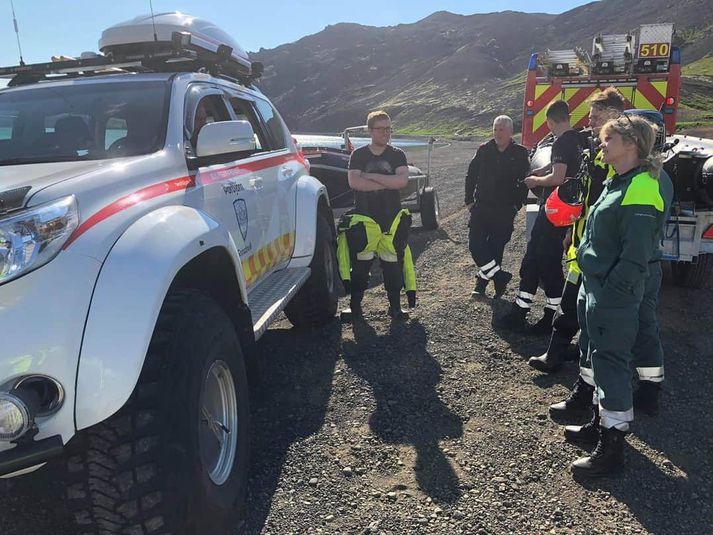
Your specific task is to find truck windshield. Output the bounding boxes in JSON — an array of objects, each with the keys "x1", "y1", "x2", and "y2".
[{"x1": 0, "y1": 80, "x2": 169, "y2": 166}]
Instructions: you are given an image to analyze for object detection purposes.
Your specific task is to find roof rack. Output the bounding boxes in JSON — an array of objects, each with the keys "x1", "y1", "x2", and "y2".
[{"x1": 0, "y1": 32, "x2": 264, "y2": 87}]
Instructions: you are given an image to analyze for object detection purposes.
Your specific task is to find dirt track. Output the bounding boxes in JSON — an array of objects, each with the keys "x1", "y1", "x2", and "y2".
[{"x1": 2, "y1": 141, "x2": 712, "y2": 534}]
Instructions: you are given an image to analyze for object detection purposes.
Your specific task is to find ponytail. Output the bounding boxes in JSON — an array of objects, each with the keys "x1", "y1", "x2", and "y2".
[{"x1": 640, "y1": 152, "x2": 664, "y2": 179}]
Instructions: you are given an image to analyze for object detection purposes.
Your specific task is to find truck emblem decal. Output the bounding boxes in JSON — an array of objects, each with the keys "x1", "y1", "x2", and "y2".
[{"x1": 234, "y1": 198, "x2": 249, "y2": 241}]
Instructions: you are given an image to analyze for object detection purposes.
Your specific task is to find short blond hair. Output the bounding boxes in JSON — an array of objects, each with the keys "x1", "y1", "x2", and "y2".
[{"x1": 367, "y1": 110, "x2": 391, "y2": 129}]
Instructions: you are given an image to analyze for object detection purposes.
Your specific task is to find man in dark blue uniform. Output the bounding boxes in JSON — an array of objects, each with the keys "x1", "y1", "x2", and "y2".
[{"x1": 465, "y1": 115, "x2": 530, "y2": 298}]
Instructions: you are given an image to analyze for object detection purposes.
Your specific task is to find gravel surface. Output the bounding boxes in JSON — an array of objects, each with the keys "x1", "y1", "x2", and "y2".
[{"x1": 2, "y1": 141, "x2": 712, "y2": 535}]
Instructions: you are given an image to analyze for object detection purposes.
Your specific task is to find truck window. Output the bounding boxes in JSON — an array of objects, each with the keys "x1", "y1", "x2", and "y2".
[
  {"x1": 105, "y1": 117, "x2": 128, "y2": 150},
  {"x1": 227, "y1": 96, "x2": 270, "y2": 152},
  {"x1": 0, "y1": 81, "x2": 169, "y2": 165},
  {"x1": 189, "y1": 94, "x2": 232, "y2": 148},
  {"x1": 253, "y1": 97, "x2": 287, "y2": 150}
]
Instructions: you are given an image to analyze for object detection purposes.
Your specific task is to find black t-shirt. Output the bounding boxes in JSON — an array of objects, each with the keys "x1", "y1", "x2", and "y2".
[
  {"x1": 348, "y1": 145, "x2": 408, "y2": 231},
  {"x1": 548, "y1": 129, "x2": 584, "y2": 200},
  {"x1": 532, "y1": 129, "x2": 583, "y2": 240}
]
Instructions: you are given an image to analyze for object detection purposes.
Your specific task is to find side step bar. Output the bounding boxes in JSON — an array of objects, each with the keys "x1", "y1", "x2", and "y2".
[{"x1": 249, "y1": 267, "x2": 311, "y2": 340}]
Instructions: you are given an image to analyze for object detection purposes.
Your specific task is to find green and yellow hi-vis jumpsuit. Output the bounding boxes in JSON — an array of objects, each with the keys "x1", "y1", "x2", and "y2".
[
  {"x1": 576, "y1": 167, "x2": 670, "y2": 430},
  {"x1": 337, "y1": 209, "x2": 416, "y2": 308}
]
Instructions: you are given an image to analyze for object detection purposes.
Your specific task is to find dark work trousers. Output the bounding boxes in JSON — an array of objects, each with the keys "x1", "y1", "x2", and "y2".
[
  {"x1": 468, "y1": 204, "x2": 516, "y2": 277},
  {"x1": 351, "y1": 259, "x2": 403, "y2": 306},
  {"x1": 550, "y1": 277, "x2": 581, "y2": 344},
  {"x1": 515, "y1": 208, "x2": 566, "y2": 311}
]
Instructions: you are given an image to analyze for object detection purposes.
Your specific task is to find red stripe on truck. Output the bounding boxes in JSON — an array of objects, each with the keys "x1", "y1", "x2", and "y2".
[
  {"x1": 63, "y1": 153, "x2": 302, "y2": 249},
  {"x1": 64, "y1": 175, "x2": 195, "y2": 249}
]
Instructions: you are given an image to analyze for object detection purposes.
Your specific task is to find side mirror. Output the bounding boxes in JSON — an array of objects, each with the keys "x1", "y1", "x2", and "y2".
[{"x1": 196, "y1": 120, "x2": 257, "y2": 158}]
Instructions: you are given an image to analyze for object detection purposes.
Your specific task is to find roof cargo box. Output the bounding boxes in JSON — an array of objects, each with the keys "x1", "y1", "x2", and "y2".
[{"x1": 99, "y1": 12, "x2": 251, "y2": 73}]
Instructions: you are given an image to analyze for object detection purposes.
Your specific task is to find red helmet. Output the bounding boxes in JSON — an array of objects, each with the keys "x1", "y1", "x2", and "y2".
[{"x1": 545, "y1": 179, "x2": 584, "y2": 227}]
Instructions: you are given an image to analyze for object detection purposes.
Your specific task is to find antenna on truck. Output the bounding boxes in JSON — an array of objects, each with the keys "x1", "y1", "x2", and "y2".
[
  {"x1": 149, "y1": 0, "x2": 159, "y2": 43},
  {"x1": 9, "y1": 0, "x2": 25, "y2": 66}
]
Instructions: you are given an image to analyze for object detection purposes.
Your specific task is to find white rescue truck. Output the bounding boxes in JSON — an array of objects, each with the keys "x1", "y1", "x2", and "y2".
[{"x1": 0, "y1": 13, "x2": 338, "y2": 534}]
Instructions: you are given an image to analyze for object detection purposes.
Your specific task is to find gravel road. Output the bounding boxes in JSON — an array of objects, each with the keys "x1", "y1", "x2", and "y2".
[{"x1": 2, "y1": 141, "x2": 711, "y2": 535}]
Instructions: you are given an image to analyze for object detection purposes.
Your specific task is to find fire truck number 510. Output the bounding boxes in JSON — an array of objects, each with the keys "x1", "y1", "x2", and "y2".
[{"x1": 639, "y1": 43, "x2": 670, "y2": 58}]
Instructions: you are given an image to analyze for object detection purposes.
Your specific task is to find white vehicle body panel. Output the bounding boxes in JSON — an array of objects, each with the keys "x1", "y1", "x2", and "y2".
[
  {"x1": 0, "y1": 68, "x2": 328, "y2": 462},
  {"x1": 0, "y1": 252, "x2": 102, "y2": 451},
  {"x1": 75, "y1": 205, "x2": 245, "y2": 430}
]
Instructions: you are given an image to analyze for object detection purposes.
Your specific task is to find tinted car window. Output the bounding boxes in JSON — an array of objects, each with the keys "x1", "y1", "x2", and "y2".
[{"x1": 0, "y1": 81, "x2": 169, "y2": 165}]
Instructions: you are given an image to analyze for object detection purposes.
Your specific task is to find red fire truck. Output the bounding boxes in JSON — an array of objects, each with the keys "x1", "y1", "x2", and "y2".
[{"x1": 522, "y1": 23, "x2": 680, "y2": 149}]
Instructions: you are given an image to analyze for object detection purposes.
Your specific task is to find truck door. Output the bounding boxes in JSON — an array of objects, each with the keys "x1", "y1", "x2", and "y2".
[
  {"x1": 226, "y1": 93, "x2": 301, "y2": 277},
  {"x1": 185, "y1": 86, "x2": 266, "y2": 289},
  {"x1": 253, "y1": 96, "x2": 300, "y2": 269}
]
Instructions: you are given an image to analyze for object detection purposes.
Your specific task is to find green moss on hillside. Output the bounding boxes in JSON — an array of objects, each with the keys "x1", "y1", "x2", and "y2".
[{"x1": 683, "y1": 55, "x2": 713, "y2": 77}]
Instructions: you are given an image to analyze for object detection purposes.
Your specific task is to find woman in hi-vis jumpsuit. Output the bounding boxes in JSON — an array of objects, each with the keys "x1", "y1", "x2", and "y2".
[{"x1": 570, "y1": 115, "x2": 668, "y2": 477}]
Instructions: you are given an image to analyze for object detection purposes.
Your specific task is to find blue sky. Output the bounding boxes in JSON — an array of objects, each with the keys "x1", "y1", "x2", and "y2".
[{"x1": 0, "y1": 0, "x2": 593, "y2": 66}]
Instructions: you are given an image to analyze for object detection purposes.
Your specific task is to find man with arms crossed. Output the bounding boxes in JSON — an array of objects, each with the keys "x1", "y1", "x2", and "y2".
[{"x1": 339, "y1": 110, "x2": 415, "y2": 318}]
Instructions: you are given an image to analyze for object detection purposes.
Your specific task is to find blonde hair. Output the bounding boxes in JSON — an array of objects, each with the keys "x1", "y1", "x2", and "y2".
[
  {"x1": 367, "y1": 110, "x2": 391, "y2": 129},
  {"x1": 600, "y1": 115, "x2": 664, "y2": 178}
]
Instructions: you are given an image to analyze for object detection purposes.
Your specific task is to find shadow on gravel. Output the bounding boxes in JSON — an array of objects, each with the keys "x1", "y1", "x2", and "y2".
[
  {"x1": 487, "y1": 297, "x2": 552, "y2": 359},
  {"x1": 572, "y1": 442, "x2": 708, "y2": 534},
  {"x1": 361, "y1": 227, "x2": 453, "y2": 291},
  {"x1": 530, "y1": 363, "x2": 581, "y2": 393},
  {"x1": 342, "y1": 318, "x2": 463, "y2": 504},
  {"x1": 0, "y1": 460, "x2": 74, "y2": 534},
  {"x1": 245, "y1": 319, "x2": 342, "y2": 534}
]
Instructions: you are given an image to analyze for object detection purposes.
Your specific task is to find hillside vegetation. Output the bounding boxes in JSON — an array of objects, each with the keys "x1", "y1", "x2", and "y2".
[{"x1": 252, "y1": 0, "x2": 713, "y2": 136}]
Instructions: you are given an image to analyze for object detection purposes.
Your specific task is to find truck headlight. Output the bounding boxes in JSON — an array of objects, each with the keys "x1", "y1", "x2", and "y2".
[
  {"x1": 0, "y1": 391, "x2": 34, "y2": 442},
  {"x1": 0, "y1": 196, "x2": 79, "y2": 285}
]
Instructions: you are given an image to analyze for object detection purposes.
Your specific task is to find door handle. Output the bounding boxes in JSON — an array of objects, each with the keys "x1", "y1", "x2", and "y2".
[
  {"x1": 249, "y1": 177, "x2": 264, "y2": 189},
  {"x1": 280, "y1": 166, "x2": 295, "y2": 179}
]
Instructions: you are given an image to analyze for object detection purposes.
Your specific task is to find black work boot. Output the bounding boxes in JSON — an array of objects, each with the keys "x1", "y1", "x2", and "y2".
[
  {"x1": 492, "y1": 270, "x2": 512, "y2": 299},
  {"x1": 496, "y1": 303, "x2": 527, "y2": 331},
  {"x1": 528, "y1": 307, "x2": 556, "y2": 335},
  {"x1": 472, "y1": 276, "x2": 489, "y2": 296},
  {"x1": 387, "y1": 292, "x2": 408, "y2": 320},
  {"x1": 406, "y1": 290, "x2": 417, "y2": 309},
  {"x1": 528, "y1": 336, "x2": 569, "y2": 373},
  {"x1": 571, "y1": 426, "x2": 626, "y2": 477},
  {"x1": 633, "y1": 380, "x2": 661, "y2": 416},
  {"x1": 563, "y1": 343, "x2": 580, "y2": 362},
  {"x1": 565, "y1": 407, "x2": 600, "y2": 446},
  {"x1": 549, "y1": 377, "x2": 595, "y2": 421},
  {"x1": 340, "y1": 291, "x2": 364, "y2": 321}
]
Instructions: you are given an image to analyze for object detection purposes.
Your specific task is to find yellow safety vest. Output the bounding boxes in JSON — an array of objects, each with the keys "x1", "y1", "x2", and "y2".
[{"x1": 566, "y1": 149, "x2": 615, "y2": 282}]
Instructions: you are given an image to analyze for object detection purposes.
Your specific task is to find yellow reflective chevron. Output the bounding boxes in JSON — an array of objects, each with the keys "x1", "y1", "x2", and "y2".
[
  {"x1": 533, "y1": 86, "x2": 562, "y2": 132},
  {"x1": 242, "y1": 232, "x2": 295, "y2": 288}
]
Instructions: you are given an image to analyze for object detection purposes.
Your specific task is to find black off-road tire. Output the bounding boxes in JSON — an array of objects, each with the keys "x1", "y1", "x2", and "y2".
[
  {"x1": 671, "y1": 254, "x2": 713, "y2": 288},
  {"x1": 420, "y1": 186, "x2": 440, "y2": 230},
  {"x1": 285, "y1": 215, "x2": 339, "y2": 327},
  {"x1": 65, "y1": 290, "x2": 250, "y2": 535}
]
